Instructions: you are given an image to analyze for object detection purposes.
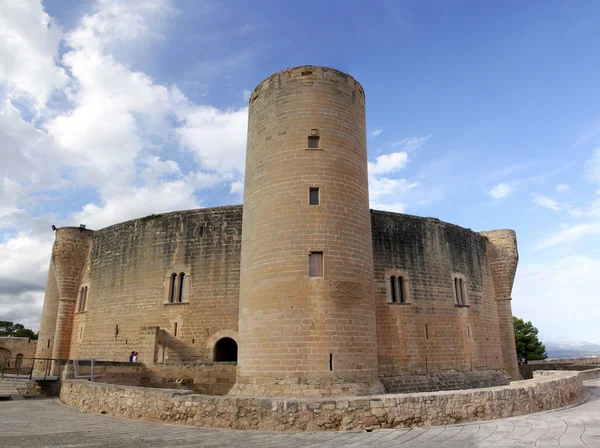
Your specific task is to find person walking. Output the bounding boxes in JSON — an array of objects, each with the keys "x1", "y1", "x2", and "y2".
[
  {"x1": 132, "y1": 352, "x2": 138, "y2": 363},
  {"x1": 129, "y1": 351, "x2": 135, "y2": 362}
]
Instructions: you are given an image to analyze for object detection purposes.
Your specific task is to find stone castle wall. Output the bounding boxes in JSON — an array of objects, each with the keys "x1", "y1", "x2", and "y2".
[
  {"x1": 36, "y1": 65, "x2": 519, "y2": 393},
  {"x1": 36, "y1": 206, "x2": 516, "y2": 388},
  {"x1": 66, "y1": 206, "x2": 242, "y2": 363},
  {"x1": 0, "y1": 337, "x2": 37, "y2": 360},
  {"x1": 372, "y1": 212, "x2": 506, "y2": 377}
]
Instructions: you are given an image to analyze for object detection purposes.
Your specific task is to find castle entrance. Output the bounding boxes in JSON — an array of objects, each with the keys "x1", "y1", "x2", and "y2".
[{"x1": 214, "y1": 338, "x2": 237, "y2": 362}]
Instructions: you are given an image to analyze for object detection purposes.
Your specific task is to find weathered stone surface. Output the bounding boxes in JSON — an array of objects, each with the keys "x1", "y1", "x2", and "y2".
[{"x1": 59, "y1": 369, "x2": 593, "y2": 432}]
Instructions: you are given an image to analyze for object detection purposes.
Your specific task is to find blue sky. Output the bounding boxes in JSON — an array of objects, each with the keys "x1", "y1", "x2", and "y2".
[{"x1": 1, "y1": 0, "x2": 600, "y2": 346}]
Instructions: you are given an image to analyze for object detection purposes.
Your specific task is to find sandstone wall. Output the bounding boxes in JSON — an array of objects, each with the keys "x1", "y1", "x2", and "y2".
[
  {"x1": 143, "y1": 362, "x2": 236, "y2": 395},
  {"x1": 371, "y1": 211, "x2": 506, "y2": 377},
  {"x1": 59, "y1": 370, "x2": 583, "y2": 432},
  {"x1": 380, "y1": 371, "x2": 508, "y2": 394},
  {"x1": 69, "y1": 206, "x2": 242, "y2": 363},
  {"x1": 60, "y1": 360, "x2": 236, "y2": 395},
  {"x1": 236, "y1": 65, "x2": 381, "y2": 396},
  {"x1": 0, "y1": 337, "x2": 37, "y2": 359}
]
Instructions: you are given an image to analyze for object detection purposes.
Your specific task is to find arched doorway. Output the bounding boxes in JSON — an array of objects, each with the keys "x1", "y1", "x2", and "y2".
[
  {"x1": 0, "y1": 348, "x2": 11, "y2": 368},
  {"x1": 213, "y1": 337, "x2": 238, "y2": 362}
]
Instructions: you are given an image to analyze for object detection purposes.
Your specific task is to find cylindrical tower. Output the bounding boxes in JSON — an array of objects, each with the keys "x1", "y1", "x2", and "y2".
[
  {"x1": 35, "y1": 257, "x2": 60, "y2": 360},
  {"x1": 232, "y1": 66, "x2": 383, "y2": 397},
  {"x1": 480, "y1": 229, "x2": 520, "y2": 380},
  {"x1": 50, "y1": 227, "x2": 93, "y2": 361}
]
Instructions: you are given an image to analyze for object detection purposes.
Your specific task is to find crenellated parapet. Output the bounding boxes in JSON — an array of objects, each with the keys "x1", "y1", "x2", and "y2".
[{"x1": 480, "y1": 229, "x2": 520, "y2": 379}]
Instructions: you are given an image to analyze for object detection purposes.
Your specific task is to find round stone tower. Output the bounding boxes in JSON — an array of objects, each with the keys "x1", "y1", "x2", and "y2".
[
  {"x1": 232, "y1": 66, "x2": 383, "y2": 397},
  {"x1": 47, "y1": 227, "x2": 93, "y2": 361}
]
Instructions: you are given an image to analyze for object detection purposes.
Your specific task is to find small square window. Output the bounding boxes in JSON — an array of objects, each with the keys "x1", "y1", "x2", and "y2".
[
  {"x1": 309, "y1": 187, "x2": 319, "y2": 205},
  {"x1": 308, "y1": 136, "x2": 320, "y2": 149},
  {"x1": 309, "y1": 252, "x2": 323, "y2": 278}
]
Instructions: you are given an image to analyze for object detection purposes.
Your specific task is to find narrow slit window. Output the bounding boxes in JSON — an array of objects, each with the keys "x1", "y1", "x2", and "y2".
[
  {"x1": 389, "y1": 276, "x2": 397, "y2": 302},
  {"x1": 309, "y1": 187, "x2": 320, "y2": 205},
  {"x1": 174, "y1": 322, "x2": 178, "y2": 337},
  {"x1": 308, "y1": 136, "x2": 320, "y2": 149},
  {"x1": 309, "y1": 252, "x2": 323, "y2": 278},
  {"x1": 459, "y1": 278, "x2": 465, "y2": 304},
  {"x1": 178, "y1": 273, "x2": 185, "y2": 303},
  {"x1": 83, "y1": 286, "x2": 88, "y2": 311}
]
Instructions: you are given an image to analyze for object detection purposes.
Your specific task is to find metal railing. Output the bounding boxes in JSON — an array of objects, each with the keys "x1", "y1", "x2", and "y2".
[{"x1": 0, "y1": 356, "x2": 65, "y2": 380}]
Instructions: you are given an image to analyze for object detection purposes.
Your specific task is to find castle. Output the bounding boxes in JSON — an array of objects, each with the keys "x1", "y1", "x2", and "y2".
[{"x1": 35, "y1": 66, "x2": 519, "y2": 397}]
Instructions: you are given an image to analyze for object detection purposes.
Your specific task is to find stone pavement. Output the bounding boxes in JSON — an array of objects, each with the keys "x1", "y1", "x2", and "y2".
[{"x1": 1, "y1": 379, "x2": 599, "y2": 447}]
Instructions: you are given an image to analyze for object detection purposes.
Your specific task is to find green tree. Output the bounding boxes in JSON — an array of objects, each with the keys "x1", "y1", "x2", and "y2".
[
  {"x1": 0, "y1": 321, "x2": 38, "y2": 340},
  {"x1": 514, "y1": 317, "x2": 547, "y2": 361}
]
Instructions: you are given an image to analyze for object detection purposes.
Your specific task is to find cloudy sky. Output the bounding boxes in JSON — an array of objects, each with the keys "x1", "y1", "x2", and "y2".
[{"x1": 1, "y1": 0, "x2": 600, "y2": 345}]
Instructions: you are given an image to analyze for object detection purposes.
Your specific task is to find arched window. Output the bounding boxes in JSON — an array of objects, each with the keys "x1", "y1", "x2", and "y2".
[
  {"x1": 398, "y1": 276, "x2": 405, "y2": 303},
  {"x1": 82, "y1": 286, "x2": 88, "y2": 311},
  {"x1": 386, "y1": 272, "x2": 410, "y2": 304},
  {"x1": 214, "y1": 337, "x2": 238, "y2": 362},
  {"x1": 178, "y1": 273, "x2": 185, "y2": 303},
  {"x1": 453, "y1": 275, "x2": 468, "y2": 305},
  {"x1": 169, "y1": 273, "x2": 177, "y2": 303}
]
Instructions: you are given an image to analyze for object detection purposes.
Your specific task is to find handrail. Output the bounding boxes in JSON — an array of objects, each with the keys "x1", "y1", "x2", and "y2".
[{"x1": 0, "y1": 356, "x2": 66, "y2": 380}]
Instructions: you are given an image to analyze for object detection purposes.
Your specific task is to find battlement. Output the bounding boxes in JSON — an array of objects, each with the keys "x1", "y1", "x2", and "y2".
[{"x1": 250, "y1": 65, "x2": 365, "y2": 104}]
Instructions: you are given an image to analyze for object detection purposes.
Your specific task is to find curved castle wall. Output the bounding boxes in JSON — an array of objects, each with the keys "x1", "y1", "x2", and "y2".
[
  {"x1": 234, "y1": 66, "x2": 382, "y2": 396},
  {"x1": 36, "y1": 66, "x2": 519, "y2": 395},
  {"x1": 371, "y1": 212, "x2": 508, "y2": 378}
]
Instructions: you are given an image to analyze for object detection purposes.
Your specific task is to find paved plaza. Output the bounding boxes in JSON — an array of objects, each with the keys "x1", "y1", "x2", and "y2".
[{"x1": 1, "y1": 379, "x2": 599, "y2": 447}]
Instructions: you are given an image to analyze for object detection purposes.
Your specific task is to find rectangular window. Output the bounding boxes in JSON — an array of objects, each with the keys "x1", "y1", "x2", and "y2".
[
  {"x1": 309, "y1": 252, "x2": 323, "y2": 278},
  {"x1": 309, "y1": 187, "x2": 319, "y2": 205},
  {"x1": 308, "y1": 136, "x2": 320, "y2": 149}
]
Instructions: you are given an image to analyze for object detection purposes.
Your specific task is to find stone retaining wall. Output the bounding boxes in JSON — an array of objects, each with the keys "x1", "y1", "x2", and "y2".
[
  {"x1": 381, "y1": 371, "x2": 508, "y2": 393},
  {"x1": 60, "y1": 370, "x2": 584, "y2": 431},
  {"x1": 61, "y1": 360, "x2": 236, "y2": 395}
]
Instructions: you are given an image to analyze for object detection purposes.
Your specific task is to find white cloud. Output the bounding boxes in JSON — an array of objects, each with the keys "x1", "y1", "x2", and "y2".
[
  {"x1": 392, "y1": 134, "x2": 431, "y2": 152},
  {"x1": 372, "y1": 128, "x2": 382, "y2": 137},
  {"x1": 535, "y1": 222, "x2": 600, "y2": 250},
  {"x1": 176, "y1": 105, "x2": 248, "y2": 174},
  {"x1": 371, "y1": 202, "x2": 405, "y2": 213},
  {"x1": 489, "y1": 183, "x2": 513, "y2": 199},
  {"x1": 0, "y1": 0, "x2": 67, "y2": 108},
  {"x1": 532, "y1": 193, "x2": 562, "y2": 211},
  {"x1": 368, "y1": 152, "x2": 408, "y2": 176},
  {"x1": 513, "y1": 256, "x2": 600, "y2": 343},
  {"x1": 72, "y1": 179, "x2": 200, "y2": 230},
  {"x1": 585, "y1": 147, "x2": 600, "y2": 184},
  {"x1": 369, "y1": 177, "x2": 419, "y2": 201},
  {"x1": 556, "y1": 184, "x2": 570, "y2": 192},
  {"x1": 230, "y1": 180, "x2": 244, "y2": 195}
]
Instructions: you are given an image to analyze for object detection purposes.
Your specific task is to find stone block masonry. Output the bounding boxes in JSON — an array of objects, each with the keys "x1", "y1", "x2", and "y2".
[{"x1": 59, "y1": 369, "x2": 592, "y2": 432}]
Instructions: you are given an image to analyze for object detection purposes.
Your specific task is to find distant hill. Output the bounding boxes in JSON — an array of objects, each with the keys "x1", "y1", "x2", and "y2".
[{"x1": 545, "y1": 341, "x2": 600, "y2": 359}]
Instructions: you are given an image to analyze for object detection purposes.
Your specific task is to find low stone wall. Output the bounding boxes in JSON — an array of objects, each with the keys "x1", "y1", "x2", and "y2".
[
  {"x1": 381, "y1": 371, "x2": 508, "y2": 394},
  {"x1": 520, "y1": 362, "x2": 600, "y2": 379},
  {"x1": 143, "y1": 362, "x2": 236, "y2": 395},
  {"x1": 60, "y1": 370, "x2": 583, "y2": 431},
  {"x1": 60, "y1": 360, "x2": 236, "y2": 395},
  {"x1": 62, "y1": 361, "x2": 146, "y2": 386}
]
